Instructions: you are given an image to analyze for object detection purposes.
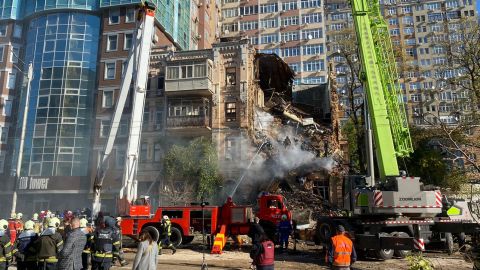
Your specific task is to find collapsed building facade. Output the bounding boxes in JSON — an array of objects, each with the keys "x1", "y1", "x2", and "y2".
[{"x1": 89, "y1": 39, "x2": 347, "y2": 215}]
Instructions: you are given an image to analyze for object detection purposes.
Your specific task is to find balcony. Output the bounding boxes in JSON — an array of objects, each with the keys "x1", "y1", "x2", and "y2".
[
  {"x1": 165, "y1": 77, "x2": 213, "y2": 96},
  {"x1": 166, "y1": 115, "x2": 211, "y2": 134}
]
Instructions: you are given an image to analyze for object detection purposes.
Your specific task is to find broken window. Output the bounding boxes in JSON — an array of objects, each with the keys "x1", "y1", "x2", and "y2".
[
  {"x1": 226, "y1": 68, "x2": 236, "y2": 85},
  {"x1": 225, "y1": 102, "x2": 236, "y2": 122}
]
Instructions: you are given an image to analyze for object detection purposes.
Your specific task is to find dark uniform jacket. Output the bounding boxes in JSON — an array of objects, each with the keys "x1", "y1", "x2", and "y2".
[
  {"x1": 58, "y1": 228, "x2": 87, "y2": 270},
  {"x1": 31, "y1": 228, "x2": 64, "y2": 263},
  {"x1": 13, "y1": 230, "x2": 37, "y2": 262},
  {"x1": 90, "y1": 227, "x2": 120, "y2": 262},
  {"x1": 0, "y1": 233, "x2": 12, "y2": 264}
]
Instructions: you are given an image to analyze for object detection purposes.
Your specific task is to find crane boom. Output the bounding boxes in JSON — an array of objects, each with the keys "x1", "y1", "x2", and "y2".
[
  {"x1": 92, "y1": 2, "x2": 156, "y2": 218},
  {"x1": 351, "y1": 0, "x2": 412, "y2": 179}
]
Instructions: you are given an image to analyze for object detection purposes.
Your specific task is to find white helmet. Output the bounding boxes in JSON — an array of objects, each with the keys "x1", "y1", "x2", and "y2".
[
  {"x1": 79, "y1": 218, "x2": 88, "y2": 228},
  {"x1": 162, "y1": 215, "x2": 169, "y2": 220},
  {"x1": 0, "y1": 219, "x2": 8, "y2": 231},
  {"x1": 48, "y1": 217, "x2": 61, "y2": 228},
  {"x1": 17, "y1": 213, "x2": 23, "y2": 219},
  {"x1": 24, "y1": 220, "x2": 35, "y2": 230},
  {"x1": 32, "y1": 213, "x2": 39, "y2": 221}
]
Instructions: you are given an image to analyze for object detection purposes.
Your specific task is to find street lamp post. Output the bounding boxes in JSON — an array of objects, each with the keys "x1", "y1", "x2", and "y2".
[{"x1": 11, "y1": 62, "x2": 33, "y2": 216}]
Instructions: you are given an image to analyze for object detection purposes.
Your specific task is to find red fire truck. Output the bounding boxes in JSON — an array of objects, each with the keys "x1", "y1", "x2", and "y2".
[{"x1": 120, "y1": 193, "x2": 292, "y2": 252}]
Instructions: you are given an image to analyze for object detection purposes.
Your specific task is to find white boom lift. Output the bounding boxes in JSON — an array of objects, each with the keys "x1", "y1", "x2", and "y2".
[{"x1": 92, "y1": 1, "x2": 156, "y2": 218}]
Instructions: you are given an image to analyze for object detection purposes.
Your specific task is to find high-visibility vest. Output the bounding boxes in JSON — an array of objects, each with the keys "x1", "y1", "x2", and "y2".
[{"x1": 331, "y1": 234, "x2": 353, "y2": 267}]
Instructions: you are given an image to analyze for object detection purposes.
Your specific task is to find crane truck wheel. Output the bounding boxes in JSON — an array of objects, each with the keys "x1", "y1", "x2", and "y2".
[
  {"x1": 445, "y1": 232, "x2": 454, "y2": 255},
  {"x1": 374, "y1": 233, "x2": 394, "y2": 260},
  {"x1": 316, "y1": 218, "x2": 335, "y2": 244},
  {"x1": 391, "y1": 232, "x2": 411, "y2": 258}
]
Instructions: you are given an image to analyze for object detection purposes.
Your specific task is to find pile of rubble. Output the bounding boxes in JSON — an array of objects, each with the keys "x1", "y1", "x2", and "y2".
[{"x1": 249, "y1": 54, "x2": 348, "y2": 224}]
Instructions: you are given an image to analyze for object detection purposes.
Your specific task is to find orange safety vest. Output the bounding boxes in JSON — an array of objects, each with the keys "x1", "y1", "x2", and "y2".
[{"x1": 331, "y1": 234, "x2": 353, "y2": 267}]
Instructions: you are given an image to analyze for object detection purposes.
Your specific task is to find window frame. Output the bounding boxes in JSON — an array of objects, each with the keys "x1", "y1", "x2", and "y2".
[
  {"x1": 104, "y1": 62, "x2": 116, "y2": 80},
  {"x1": 109, "y1": 8, "x2": 120, "y2": 25},
  {"x1": 106, "y1": 34, "x2": 119, "y2": 52},
  {"x1": 102, "y1": 90, "x2": 114, "y2": 108},
  {"x1": 124, "y1": 32, "x2": 133, "y2": 50},
  {"x1": 225, "y1": 102, "x2": 237, "y2": 122}
]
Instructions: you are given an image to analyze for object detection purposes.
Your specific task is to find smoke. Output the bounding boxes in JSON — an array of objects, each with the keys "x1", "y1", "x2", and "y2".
[{"x1": 228, "y1": 108, "x2": 337, "y2": 198}]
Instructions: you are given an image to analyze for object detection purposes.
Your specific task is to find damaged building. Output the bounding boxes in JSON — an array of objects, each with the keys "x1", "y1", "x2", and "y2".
[{"x1": 90, "y1": 38, "x2": 346, "y2": 214}]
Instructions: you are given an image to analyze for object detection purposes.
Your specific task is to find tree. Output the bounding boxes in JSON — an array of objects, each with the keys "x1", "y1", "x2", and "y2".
[
  {"x1": 163, "y1": 137, "x2": 223, "y2": 201},
  {"x1": 411, "y1": 18, "x2": 480, "y2": 183},
  {"x1": 331, "y1": 27, "x2": 367, "y2": 174},
  {"x1": 401, "y1": 127, "x2": 465, "y2": 191}
]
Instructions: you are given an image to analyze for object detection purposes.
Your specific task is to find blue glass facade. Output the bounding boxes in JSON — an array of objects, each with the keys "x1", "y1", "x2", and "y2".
[
  {"x1": 0, "y1": 0, "x2": 22, "y2": 19},
  {"x1": 0, "y1": 0, "x2": 191, "y2": 177},
  {"x1": 19, "y1": 13, "x2": 100, "y2": 176}
]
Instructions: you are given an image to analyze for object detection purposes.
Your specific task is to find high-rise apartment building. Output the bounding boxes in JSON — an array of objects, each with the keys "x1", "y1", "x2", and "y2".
[
  {"x1": 0, "y1": 0, "x2": 196, "y2": 214},
  {"x1": 220, "y1": 0, "x2": 328, "y2": 85},
  {"x1": 325, "y1": 0, "x2": 478, "y2": 125}
]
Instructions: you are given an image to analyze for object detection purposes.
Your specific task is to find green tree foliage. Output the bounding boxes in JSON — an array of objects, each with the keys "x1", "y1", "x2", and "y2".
[
  {"x1": 401, "y1": 127, "x2": 466, "y2": 191},
  {"x1": 163, "y1": 137, "x2": 223, "y2": 199}
]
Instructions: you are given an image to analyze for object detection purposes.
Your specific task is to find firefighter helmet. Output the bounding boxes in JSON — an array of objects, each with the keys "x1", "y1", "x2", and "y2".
[
  {"x1": 10, "y1": 213, "x2": 16, "y2": 219},
  {"x1": 24, "y1": 220, "x2": 34, "y2": 230},
  {"x1": 0, "y1": 219, "x2": 8, "y2": 230},
  {"x1": 79, "y1": 218, "x2": 88, "y2": 228},
  {"x1": 17, "y1": 213, "x2": 23, "y2": 219},
  {"x1": 32, "y1": 213, "x2": 39, "y2": 221},
  {"x1": 49, "y1": 217, "x2": 61, "y2": 228},
  {"x1": 162, "y1": 215, "x2": 169, "y2": 221},
  {"x1": 281, "y1": 214, "x2": 287, "y2": 221}
]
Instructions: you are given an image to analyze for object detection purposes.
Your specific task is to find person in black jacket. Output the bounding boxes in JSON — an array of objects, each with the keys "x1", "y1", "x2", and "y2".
[
  {"x1": 32, "y1": 217, "x2": 64, "y2": 270},
  {"x1": 90, "y1": 217, "x2": 120, "y2": 270},
  {"x1": 248, "y1": 217, "x2": 266, "y2": 245},
  {"x1": 13, "y1": 220, "x2": 38, "y2": 270},
  {"x1": 0, "y1": 219, "x2": 12, "y2": 270},
  {"x1": 250, "y1": 233, "x2": 275, "y2": 270}
]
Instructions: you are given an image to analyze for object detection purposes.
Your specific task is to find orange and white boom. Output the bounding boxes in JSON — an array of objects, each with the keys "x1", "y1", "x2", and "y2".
[{"x1": 92, "y1": 2, "x2": 156, "y2": 218}]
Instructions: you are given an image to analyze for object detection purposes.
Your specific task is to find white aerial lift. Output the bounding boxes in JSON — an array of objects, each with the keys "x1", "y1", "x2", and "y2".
[{"x1": 92, "y1": 1, "x2": 156, "y2": 218}]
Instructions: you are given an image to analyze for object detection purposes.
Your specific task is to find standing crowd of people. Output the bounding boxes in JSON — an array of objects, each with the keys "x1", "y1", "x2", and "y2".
[{"x1": 0, "y1": 211, "x2": 130, "y2": 270}]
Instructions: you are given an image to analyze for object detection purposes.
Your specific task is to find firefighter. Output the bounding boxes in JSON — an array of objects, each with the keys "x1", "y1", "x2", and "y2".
[
  {"x1": 158, "y1": 216, "x2": 176, "y2": 255},
  {"x1": 13, "y1": 220, "x2": 38, "y2": 270},
  {"x1": 16, "y1": 213, "x2": 24, "y2": 234},
  {"x1": 112, "y1": 217, "x2": 128, "y2": 267},
  {"x1": 31, "y1": 214, "x2": 42, "y2": 234},
  {"x1": 90, "y1": 217, "x2": 120, "y2": 270},
  {"x1": 277, "y1": 214, "x2": 292, "y2": 252},
  {"x1": 32, "y1": 217, "x2": 64, "y2": 270},
  {"x1": 0, "y1": 219, "x2": 12, "y2": 270},
  {"x1": 80, "y1": 218, "x2": 93, "y2": 270},
  {"x1": 327, "y1": 225, "x2": 357, "y2": 270}
]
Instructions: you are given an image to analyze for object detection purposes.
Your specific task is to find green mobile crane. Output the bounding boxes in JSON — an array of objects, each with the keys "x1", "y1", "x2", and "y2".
[{"x1": 315, "y1": 0, "x2": 472, "y2": 260}]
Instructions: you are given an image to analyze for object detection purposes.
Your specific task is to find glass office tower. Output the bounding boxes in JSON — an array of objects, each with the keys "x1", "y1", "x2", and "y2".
[{"x1": 21, "y1": 13, "x2": 100, "y2": 176}]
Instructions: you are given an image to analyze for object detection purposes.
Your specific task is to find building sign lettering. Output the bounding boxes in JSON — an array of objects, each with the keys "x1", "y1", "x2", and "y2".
[{"x1": 18, "y1": 177, "x2": 50, "y2": 190}]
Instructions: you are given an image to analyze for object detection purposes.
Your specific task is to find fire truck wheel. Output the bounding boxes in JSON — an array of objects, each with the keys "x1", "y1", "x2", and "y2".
[
  {"x1": 182, "y1": 236, "x2": 195, "y2": 245},
  {"x1": 170, "y1": 227, "x2": 183, "y2": 247},
  {"x1": 391, "y1": 232, "x2": 411, "y2": 258},
  {"x1": 446, "y1": 232, "x2": 454, "y2": 255},
  {"x1": 142, "y1": 226, "x2": 160, "y2": 243},
  {"x1": 375, "y1": 233, "x2": 394, "y2": 260}
]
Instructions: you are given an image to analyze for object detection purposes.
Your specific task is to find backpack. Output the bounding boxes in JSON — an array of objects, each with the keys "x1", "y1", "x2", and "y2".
[
  {"x1": 93, "y1": 229, "x2": 113, "y2": 253},
  {"x1": 257, "y1": 240, "x2": 275, "y2": 266}
]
